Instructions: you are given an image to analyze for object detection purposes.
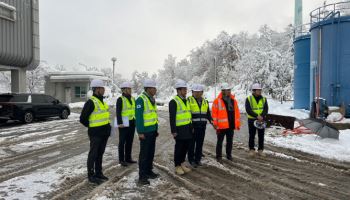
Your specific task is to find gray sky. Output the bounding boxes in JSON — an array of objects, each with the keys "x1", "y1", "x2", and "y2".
[{"x1": 40, "y1": 0, "x2": 333, "y2": 78}]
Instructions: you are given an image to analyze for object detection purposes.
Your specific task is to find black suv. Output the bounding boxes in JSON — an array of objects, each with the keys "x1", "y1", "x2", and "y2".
[{"x1": 0, "y1": 93, "x2": 70, "y2": 124}]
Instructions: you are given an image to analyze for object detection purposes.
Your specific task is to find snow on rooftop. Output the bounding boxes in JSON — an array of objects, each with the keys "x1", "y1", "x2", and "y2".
[
  {"x1": 49, "y1": 75, "x2": 109, "y2": 81},
  {"x1": 47, "y1": 71, "x2": 109, "y2": 81},
  {"x1": 47, "y1": 71, "x2": 104, "y2": 76}
]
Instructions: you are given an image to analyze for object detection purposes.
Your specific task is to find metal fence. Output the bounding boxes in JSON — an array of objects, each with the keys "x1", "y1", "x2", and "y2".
[
  {"x1": 294, "y1": 23, "x2": 310, "y2": 38},
  {"x1": 310, "y1": 1, "x2": 350, "y2": 24}
]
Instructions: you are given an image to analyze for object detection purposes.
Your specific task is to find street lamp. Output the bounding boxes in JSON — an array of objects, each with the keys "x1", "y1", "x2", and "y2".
[
  {"x1": 214, "y1": 57, "x2": 217, "y2": 97},
  {"x1": 111, "y1": 57, "x2": 117, "y2": 96}
]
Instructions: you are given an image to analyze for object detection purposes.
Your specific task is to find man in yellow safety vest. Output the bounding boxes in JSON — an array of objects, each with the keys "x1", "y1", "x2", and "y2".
[
  {"x1": 245, "y1": 83, "x2": 269, "y2": 157},
  {"x1": 169, "y1": 79, "x2": 193, "y2": 175},
  {"x1": 80, "y1": 79, "x2": 111, "y2": 184},
  {"x1": 116, "y1": 81, "x2": 136, "y2": 166},
  {"x1": 187, "y1": 84, "x2": 212, "y2": 167},
  {"x1": 135, "y1": 79, "x2": 160, "y2": 185}
]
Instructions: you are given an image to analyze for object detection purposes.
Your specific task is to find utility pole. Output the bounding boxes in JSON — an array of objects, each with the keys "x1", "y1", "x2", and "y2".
[
  {"x1": 111, "y1": 57, "x2": 117, "y2": 97},
  {"x1": 214, "y1": 57, "x2": 217, "y2": 97}
]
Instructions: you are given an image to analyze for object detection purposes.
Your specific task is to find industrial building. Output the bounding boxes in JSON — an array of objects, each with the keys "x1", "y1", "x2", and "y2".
[
  {"x1": 0, "y1": 0, "x2": 40, "y2": 92},
  {"x1": 294, "y1": 1, "x2": 350, "y2": 117},
  {"x1": 44, "y1": 71, "x2": 109, "y2": 104}
]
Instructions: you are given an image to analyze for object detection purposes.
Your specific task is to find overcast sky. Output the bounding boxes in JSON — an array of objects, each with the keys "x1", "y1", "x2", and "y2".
[{"x1": 40, "y1": 0, "x2": 335, "y2": 78}]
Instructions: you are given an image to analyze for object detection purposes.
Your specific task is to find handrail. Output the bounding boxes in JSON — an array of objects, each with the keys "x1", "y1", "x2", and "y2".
[
  {"x1": 294, "y1": 23, "x2": 310, "y2": 38},
  {"x1": 310, "y1": 1, "x2": 350, "y2": 24}
]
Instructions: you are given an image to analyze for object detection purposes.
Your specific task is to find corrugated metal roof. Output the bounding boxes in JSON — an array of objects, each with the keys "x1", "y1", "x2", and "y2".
[{"x1": 0, "y1": 0, "x2": 40, "y2": 69}]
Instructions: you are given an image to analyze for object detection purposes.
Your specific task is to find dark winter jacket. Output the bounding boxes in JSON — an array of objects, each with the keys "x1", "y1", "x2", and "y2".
[
  {"x1": 245, "y1": 95, "x2": 268, "y2": 122},
  {"x1": 116, "y1": 93, "x2": 135, "y2": 127},
  {"x1": 135, "y1": 92, "x2": 158, "y2": 134},
  {"x1": 169, "y1": 95, "x2": 193, "y2": 140},
  {"x1": 191, "y1": 97, "x2": 213, "y2": 128},
  {"x1": 80, "y1": 94, "x2": 111, "y2": 137}
]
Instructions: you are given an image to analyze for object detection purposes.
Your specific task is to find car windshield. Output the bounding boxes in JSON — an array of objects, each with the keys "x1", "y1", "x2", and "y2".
[{"x1": 0, "y1": 95, "x2": 28, "y2": 102}]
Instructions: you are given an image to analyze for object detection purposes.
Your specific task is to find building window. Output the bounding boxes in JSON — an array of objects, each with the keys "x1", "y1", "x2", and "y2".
[
  {"x1": 75, "y1": 86, "x2": 87, "y2": 98},
  {"x1": 0, "y1": 2, "x2": 16, "y2": 21}
]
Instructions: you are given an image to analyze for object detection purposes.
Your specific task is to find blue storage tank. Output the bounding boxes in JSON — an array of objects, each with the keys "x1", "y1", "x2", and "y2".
[
  {"x1": 310, "y1": 2, "x2": 350, "y2": 117},
  {"x1": 294, "y1": 34, "x2": 311, "y2": 109}
]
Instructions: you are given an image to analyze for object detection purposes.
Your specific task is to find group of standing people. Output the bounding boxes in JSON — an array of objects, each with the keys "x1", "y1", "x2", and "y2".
[{"x1": 79, "y1": 78, "x2": 268, "y2": 185}]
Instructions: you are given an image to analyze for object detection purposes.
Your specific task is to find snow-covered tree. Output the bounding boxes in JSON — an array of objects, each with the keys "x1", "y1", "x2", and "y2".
[
  {"x1": 0, "y1": 72, "x2": 11, "y2": 93},
  {"x1": 26, "y1": 63, "x2": 49, "y2": 93},
  {"x1": 131, "y1": 70, "x2": 152, "y2": 95}
]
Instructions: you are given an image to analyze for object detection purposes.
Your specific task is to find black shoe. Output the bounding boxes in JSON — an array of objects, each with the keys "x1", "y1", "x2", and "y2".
[
  {"x1": 189, "y1": 161, "x2": 198, "y2": 168},
  {"x1": 126, "y1": 159, "x2": 137, "y2": 164},
  {"x1": 120, "y1": 161, "x2": 128, "y2": 167},
  {"x1": 147, "y1": 171, "x2": 160, "y2": 179},
  {"x1": 95, "y1": 173, "x2": 109, "y2": 181},
  {"x1": 227, "y1": 157, "x2": 233, "y2": 161},
  {"x1": 138, "y1": 178, "x2": 150, "y2": 185},
  {"x1": 88, "y1": 176, "x2": 102, "y2": 184},
  {"x1": 196, "y1": 161, "x2": 203, "y2": 166},
  {"x1": 216, "y1": 158, "x2": 223, "y2": 163}
]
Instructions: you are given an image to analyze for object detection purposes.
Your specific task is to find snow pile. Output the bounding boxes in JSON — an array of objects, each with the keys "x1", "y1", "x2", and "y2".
[
  {"x1": 326, "y1": 112, "x2": 343, "y2": 122},
  {"x1": 266, "y1": 129, "x2": 350, "y2": 162},
  {"x1": 268, "y1": 100, "x2": 309, "y2": 119}
]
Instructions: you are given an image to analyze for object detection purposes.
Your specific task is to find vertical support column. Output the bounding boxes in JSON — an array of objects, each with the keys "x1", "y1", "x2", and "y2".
[{"x1": 11, "y1": 68, "x2": 26, "y2": 93}]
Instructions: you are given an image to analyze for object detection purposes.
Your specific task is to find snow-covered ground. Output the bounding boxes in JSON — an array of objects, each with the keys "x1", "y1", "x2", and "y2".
[
  {"x1": 268, "y1": 100, "x2": 309, "y2": 119},
  {"x1": 0, "y1": 152, "x2": 87, "y2": 200},
  {"x1": 266, "y1": 129, "x2": 350, "y2": 162},
  {"x1": 0, "y1": 145, "x2": 118, "y2": 200}
]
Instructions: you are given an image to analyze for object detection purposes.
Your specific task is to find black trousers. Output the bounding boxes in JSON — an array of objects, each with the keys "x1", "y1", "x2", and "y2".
[
  {"x1": 174, "y1": 138, "x2": 191, "y2": 166},
  {"x1": 87, "y1": 135, "x2": 109, "y2": 177},
  {"x1": 118, "y1": 125, "x2": 135, "y2": 162},
  {"x1": 188, "y1": 126, "x2": 206, "y2": 163},
  {"x1": 139, "y1": 131, "x2": 157, "y2": 179},
  {"x1": 216, "y1": 129, "x2": 234, "y2": 159},
  {"x1": 248, "y1": 120, "x2": 265, "y2": 150}
]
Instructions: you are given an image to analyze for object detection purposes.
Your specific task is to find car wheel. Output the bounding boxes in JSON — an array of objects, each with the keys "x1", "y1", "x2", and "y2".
[
  {"x1": 23, "y1": 112, "x2": 34, "y2": 123},
  {"x1": 60, "y1": 109, "x2": 69, "y2": 119}
]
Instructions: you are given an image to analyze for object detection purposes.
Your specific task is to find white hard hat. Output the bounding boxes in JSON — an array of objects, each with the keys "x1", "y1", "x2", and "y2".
[
  {"x1": 175, "y1": 79, "x2": 187, "y2": 89},
  {"x1": 120, "y1": 81, "x2": 133, "y2": 89},
  {"x1": 252, "y1": 83, "x2": 262, "y2": 90},
  {"x1": 143, "y1": 79, "x2": 157, "y2": 88},
  {"x1": 192, "y1": 84, "x2": 204, "y2": 91},
  {"x1": 90, "y1": 79, "x2": 105, "y2": 88},
  {"x1": 220, "y1": 83, "x2": 231, "y2": 90}
]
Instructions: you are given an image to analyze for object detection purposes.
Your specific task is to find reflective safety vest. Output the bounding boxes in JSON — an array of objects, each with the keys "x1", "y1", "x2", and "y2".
[
  {"x1": 247, "y1": 95, "x2": 266, "y2": 119},
  {"x1": 188, "y1": 96, "x2": 208, "y2": 122},
  {"x1": 121, "y1": 96, "x2": 136, "y2": 120},
  {"x1": 139, "y1": 94, "x2": 158, "y2": 127},
  {"x1": 89, "y1": 96, "x2": 110, "y2": 128},
  {"x1": 173, "y1": 96, "x2": 192, "y2": 126},
  {"x1": 211, "y1": 92, "x2": 241, "y2": 130}
]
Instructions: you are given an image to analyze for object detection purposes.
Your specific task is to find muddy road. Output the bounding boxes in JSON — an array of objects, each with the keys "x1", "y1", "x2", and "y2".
[{"x1": 0, "y1": 110, "x2": 349, "y2": 200}]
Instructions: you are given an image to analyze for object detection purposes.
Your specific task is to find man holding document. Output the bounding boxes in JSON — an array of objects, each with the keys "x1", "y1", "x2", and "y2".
[{"x1": 116, "y1": 81, "x2": 137, "y2": 167}]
